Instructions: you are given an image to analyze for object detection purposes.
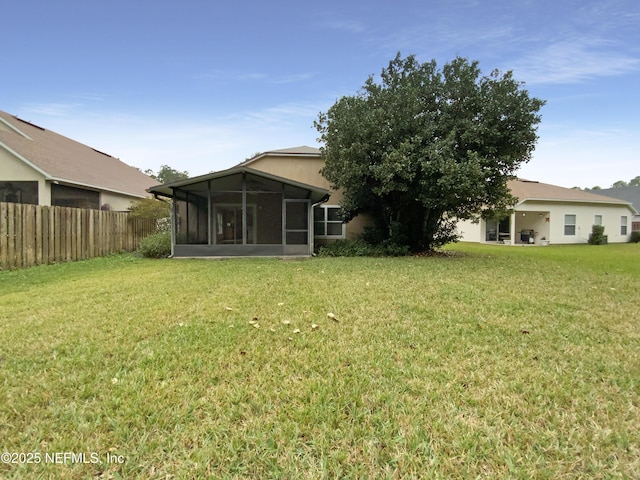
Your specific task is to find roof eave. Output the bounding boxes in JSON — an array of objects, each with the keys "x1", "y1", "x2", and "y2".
[
  {"x1": 48, "y1": 177, "x2": 150, "y2": 199},
  {"x1": 147, "y1": 166, "x2": 329, "y2": 199},
  {"x1": 516, "y1": 197, "x2": 637, "y2": 213}
]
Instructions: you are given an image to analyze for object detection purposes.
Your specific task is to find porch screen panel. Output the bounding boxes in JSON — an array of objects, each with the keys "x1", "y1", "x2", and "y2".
[
  {"x1": 174, "y1": 191, "x2": 208, "y2": 244},
  {"x1": 212, "y1": 192, "x2": 243, "y2": 244},
  {"x1": 246, "y1": 192, "x2": 282, "y2": 244},
  {"x1": 51, "y1": 183, "x2": 100, "y2": 209},
  {"x1": 286, "y1": 201, "x2": 308, "y2": 245}
]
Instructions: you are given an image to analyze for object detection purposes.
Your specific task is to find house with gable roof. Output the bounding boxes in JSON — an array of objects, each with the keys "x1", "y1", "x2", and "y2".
[
  {"x1": 0, "y1": 109, "x2": 156, "y2": 211},
  {"x1": 457, "y1": 179, "x2": 637, "y2": 245}
]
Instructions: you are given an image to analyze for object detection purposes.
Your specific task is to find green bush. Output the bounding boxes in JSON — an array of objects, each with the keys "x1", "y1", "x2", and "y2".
[
  {"x1": 630, "y1": 231, "x2": 640, "y2": 243},
  {"x1": 588, "y1": 224, "x2": 607, "y2": 245},
  {"x1": 316, "y1": 239, "x2": 409, "y2": 257},
  {"x1": 137, "y1": 232, "x2": 171, "y2": 258}
]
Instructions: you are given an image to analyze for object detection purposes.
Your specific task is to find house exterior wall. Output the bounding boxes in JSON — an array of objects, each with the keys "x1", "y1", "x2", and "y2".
[
  {"x1": 523, "y1": 201, "x2": 633, "y2": 244},
  {"x1": 101, "y1": 191, "x2": 141, "y2": 211},
  {"x1": 456, "y1": 218, "x2": 483, "y2": 241}
]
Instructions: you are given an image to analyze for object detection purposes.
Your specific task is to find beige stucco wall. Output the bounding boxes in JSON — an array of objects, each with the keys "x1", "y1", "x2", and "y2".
[{"x1": 247, "y1": 155, "x2": 346, "y2": 203}]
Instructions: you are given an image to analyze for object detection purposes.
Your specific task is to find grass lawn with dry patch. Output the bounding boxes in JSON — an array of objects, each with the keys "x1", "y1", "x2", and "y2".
[{"x1": 0, "y1": 243, "x2": 638, "y2": 478}]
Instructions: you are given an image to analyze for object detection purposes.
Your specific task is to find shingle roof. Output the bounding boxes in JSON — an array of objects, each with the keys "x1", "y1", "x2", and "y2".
[
  {"x1": 240, "y1": 146, "x2": 321, "y2": 167},
  {"x1": 594, "y1": 186, "x2": 640, "y2": 213},
  {"x1": 509, "y1": 178, "x2": 636, "y2": 210},
  {"x1": 0, "y1": 109, "x2": 156, "y2": 198}
]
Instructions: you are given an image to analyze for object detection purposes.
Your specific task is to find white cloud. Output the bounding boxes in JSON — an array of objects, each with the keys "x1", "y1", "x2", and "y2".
[{"x1": 509, "y1": 37, "x2": 640, "y2": 84}]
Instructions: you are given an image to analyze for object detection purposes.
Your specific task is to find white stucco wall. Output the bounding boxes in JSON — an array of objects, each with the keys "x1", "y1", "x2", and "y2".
[
  {"x1": 523, "y1": 201, "x2": 633, "y2": 244},
  {"x1": 458, "y1": 201, "x2": 635, "y2": 244},
  {"x1": 100, "y1": 191, "x2": 143, "y2": 211}
]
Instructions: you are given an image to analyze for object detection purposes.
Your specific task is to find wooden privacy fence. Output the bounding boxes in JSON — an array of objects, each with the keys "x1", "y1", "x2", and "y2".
[{"x1": 0, "y1": 202, "x2": 157, "y2": 270}]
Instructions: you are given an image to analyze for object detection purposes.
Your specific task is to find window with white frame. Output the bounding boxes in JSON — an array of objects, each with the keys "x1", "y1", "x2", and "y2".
[
  {"x1": 314, "y1": 205, "x2": 345, "y2": 238},
  {"x1": 621, "y1": 216, "x2": 628, "y2": 235},
  {"x1": 594, "y1": 215, "x2": 602, "y2": 226},
  {"x1": 564, "y1": 214, "x2": 576, "y2": 236}
]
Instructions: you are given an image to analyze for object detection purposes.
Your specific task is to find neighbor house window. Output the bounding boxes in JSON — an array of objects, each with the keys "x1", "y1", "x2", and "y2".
[
  {"x1": 0, "y1": 181, "x2": 38, "y2": 204},
  {"x1": 564, "y1": 214, "x2": 576, "y2": 236},
  {"x1": 594, "y1": 215, "x2": 602, "y2": 226},
  {"x1": 51, "y1": 183, "x2": 100, "y2": 209},
  {"x1": 621, "y1": 216, "x2": 628, "y2": 235},
  {"x1": 314, "y1": 205, "x2": 345, "y2": 238}
]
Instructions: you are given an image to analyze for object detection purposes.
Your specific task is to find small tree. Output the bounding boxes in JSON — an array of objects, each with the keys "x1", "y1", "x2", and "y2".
[
  {"x1": 315, "y1": 53, "x2": 545, "y2": 252},
  {"x1": 128, "y1": 197, "x2": 170, "y2": 222},
  {"x1": 588, "y1": 224, "x2": 607, "y2": 245}
]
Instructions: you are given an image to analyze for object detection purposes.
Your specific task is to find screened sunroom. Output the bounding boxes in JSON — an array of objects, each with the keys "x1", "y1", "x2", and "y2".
[{"x1": 148, "y1": 167, "x2": 330, "y2": 257}]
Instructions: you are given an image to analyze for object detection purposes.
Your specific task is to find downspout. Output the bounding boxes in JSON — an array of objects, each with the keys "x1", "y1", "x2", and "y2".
[
  {"x1": 170, "y1": 188, "x2": 176, "y2": 258},
  {"x1": 310, "y1": 194, "x2": 331, "y2": 256}
]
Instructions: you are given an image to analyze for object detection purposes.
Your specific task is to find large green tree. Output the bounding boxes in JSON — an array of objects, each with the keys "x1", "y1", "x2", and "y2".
[{"x1": 315, "y1": 54, "x2": 545, "y2": 251}]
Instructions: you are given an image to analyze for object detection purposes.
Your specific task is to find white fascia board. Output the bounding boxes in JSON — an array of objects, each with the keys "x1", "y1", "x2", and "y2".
[
  {"x1": 47, "y1": 177, "x2": 148, "y2": 199},
  {"x1": 0, "y1": 117, "x2": 32, "y2": 140}
]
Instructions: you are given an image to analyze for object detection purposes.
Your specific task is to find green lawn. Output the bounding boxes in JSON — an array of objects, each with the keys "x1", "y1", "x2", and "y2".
[{"x1": 1, "y1": 243, "x2": 638, "y2": 479}]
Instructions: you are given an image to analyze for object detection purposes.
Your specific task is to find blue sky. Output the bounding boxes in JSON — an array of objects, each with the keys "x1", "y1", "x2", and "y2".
[{"x1": 3, "y1": 0, "x2": 639, "y2": 188}]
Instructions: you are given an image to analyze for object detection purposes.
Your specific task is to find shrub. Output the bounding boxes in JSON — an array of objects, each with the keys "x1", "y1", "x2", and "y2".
[
  {"x1": 137, "y1": 232, "x2": 171, "y2": 258},
  {"x1": 588, "y1": 224, "x2": 607, "y2": 245},
  {"x1": 316, "y1": 239, "x2": 409, "y2": 257},
  {"x1": 630, "y1": 231, "x2": 640, "y2": 243}
]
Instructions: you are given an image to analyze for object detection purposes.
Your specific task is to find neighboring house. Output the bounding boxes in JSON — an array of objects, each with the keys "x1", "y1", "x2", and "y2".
[
  {"x1": 0, "y1": 109, "x2": 156, "y2": 211},
  {"x1": 457, "y1": 179, "x2": 637, "y2": 245},
  {"x1": 148, "y1": 166, "x2": 329, "y2": 257},
  {"x1": 594, "y1": 186, "x2": 640, "y2": 232}
]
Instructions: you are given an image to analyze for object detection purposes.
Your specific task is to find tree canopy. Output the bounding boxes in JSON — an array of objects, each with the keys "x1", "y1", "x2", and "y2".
[
  {"x1": 145, "y1": 165, "x2": 190, "y2": 184},
  {"x1": 315, "y1": 53, "x2": 545, "y2": 251}
]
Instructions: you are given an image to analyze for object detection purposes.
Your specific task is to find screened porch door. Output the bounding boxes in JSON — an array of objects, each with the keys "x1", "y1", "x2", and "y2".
[
  {"x1": 284, "y1": 200, "x2": 310, "y2": 255},
  {"x1": 214, "y1": 204, "x2": 256, "y2": 245}
]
